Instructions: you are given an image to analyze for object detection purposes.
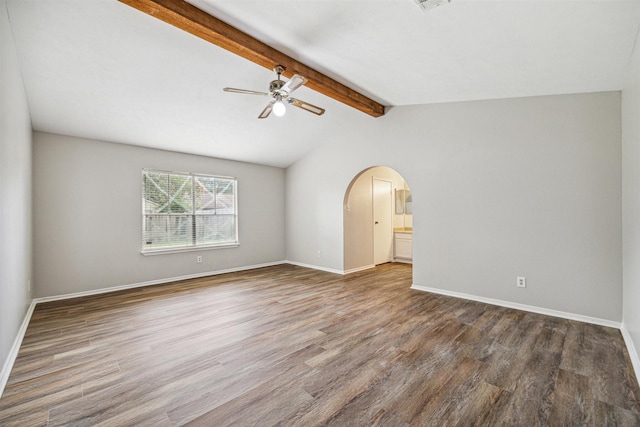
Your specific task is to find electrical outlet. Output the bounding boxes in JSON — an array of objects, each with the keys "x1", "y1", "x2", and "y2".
[
  {"x1": 317, "y1": 250, "x2": 321, "y2": 258},
  {"x1": 517, "y1": 276, "x2": 526, "y2": 288},
  {"x1": 27, "y1": 279, "x2": 31, "y2": 292},
  {"x1": 197, "y1": 256, "x2": 203, "y2": 263}
]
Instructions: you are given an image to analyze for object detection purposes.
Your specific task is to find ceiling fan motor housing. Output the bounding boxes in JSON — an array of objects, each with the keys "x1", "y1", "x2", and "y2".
[{"x1": 269, "y1": 79, "x2": 286, "y2": 95}]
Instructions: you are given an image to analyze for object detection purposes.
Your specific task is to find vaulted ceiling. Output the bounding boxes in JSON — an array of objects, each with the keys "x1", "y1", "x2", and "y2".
[{"x1": 6, "y1": 0, "x2": 640, "y2": 167}]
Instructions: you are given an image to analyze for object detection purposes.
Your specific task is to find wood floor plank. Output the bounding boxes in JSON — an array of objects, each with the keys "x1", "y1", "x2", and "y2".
[
  {"x1": 548, "y1": 368, "x2": 596, "y2": 425},
  {"x1": 408, "y1": 355, "x2": 487, "y2": 425},
  {"x1": 1, "y1": 263, "x2": 639, "y2": 426},
  {"x1": 594, "y1": 399, "x2": 640, "y2": 427},
  {"x1": 184, "y1": 355, "x2": 317, "y2": 426}
]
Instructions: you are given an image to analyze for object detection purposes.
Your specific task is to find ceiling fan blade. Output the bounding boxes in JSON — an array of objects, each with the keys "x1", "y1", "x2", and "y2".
[
  {"x1": 258, "y1": 103, "x2": 273, "y2": 119},
  {"x1": 290, "y1": 98, "x2": 325, "y2": 116},
  {"x1": 280, "y1": 75, "x2": 307, "y2": 95},
  {"x1": 223, "y1": 87, "x2": 269, "y2": 96}
]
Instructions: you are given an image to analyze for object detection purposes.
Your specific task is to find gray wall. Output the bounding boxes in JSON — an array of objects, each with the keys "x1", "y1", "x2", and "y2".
[
  {"x1": 0, "y1": 0, "x2": 32, "y2": 383},
  {"x1": 287, "y1": 92, "x2": 622, "y2": 322},
  {"x1": 33, "y1": 132, "x2": 285, "y2": 298},
  {"x1": 622, "y1": 27, "x2": 640, "y2": 366}
]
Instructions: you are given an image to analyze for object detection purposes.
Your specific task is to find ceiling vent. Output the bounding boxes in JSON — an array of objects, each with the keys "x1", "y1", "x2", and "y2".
[{"x1": 414, "y1": 0, "x2": 452, "y2": 11}]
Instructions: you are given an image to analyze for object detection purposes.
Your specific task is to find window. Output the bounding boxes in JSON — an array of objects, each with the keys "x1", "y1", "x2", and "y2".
[{"x1": 142, "y1": 169, "x2": 238, "y2": 253}]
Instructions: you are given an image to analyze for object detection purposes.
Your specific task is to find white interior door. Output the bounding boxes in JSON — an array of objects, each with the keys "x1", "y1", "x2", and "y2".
[{"x1": 373, "y1": 179, "x2": 393, "y2": 265}]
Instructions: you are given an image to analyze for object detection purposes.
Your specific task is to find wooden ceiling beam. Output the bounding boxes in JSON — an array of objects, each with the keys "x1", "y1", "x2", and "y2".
[{"x1": 118, "y1": 0, "x2": 386, "y2": 117}]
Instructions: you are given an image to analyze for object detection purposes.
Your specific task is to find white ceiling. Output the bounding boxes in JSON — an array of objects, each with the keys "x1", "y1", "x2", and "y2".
[{"x1": 6, "y1": 0, "x2": 640, "y2": 167}]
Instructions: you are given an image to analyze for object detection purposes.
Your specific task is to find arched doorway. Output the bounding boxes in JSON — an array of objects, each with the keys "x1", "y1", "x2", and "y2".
[{"x1": 343, "y1": 166, "x2": 413, "y2": 273}]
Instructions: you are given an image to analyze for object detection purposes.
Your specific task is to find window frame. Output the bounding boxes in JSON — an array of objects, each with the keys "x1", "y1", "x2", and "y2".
[{"x1": 141, "y1": 168, "x2": 239, "y2": 255}]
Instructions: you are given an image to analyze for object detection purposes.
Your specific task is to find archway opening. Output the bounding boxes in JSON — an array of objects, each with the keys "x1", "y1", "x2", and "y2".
[{"x1": 343, "y1": 166, "x2": 413, "y2": 274}]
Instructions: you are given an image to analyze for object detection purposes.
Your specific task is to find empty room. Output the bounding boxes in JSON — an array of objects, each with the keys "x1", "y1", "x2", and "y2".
[{"x1": 2, "y1": 0, "x2": 640, "y2": 425}]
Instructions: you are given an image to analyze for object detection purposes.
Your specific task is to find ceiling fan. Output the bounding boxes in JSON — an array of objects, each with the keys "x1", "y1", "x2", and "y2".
[{"x1": 223, "y1": 66, "x2": 325, "y2": 119}]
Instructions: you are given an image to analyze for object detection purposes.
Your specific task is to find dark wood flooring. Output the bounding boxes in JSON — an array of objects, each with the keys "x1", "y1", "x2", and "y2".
[{"x1": 1, "y1": 263, "x2": 639, "y2": 426}]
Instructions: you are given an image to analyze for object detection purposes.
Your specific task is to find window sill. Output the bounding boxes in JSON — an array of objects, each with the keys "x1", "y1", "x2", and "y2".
[{"x1": 141, "y1": 243, "x2": 239, "y2": 256}]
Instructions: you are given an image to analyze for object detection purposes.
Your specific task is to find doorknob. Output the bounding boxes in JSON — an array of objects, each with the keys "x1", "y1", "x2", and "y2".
[{"x1": 375, "y1": 221, "x2": 379, "y2": 224}]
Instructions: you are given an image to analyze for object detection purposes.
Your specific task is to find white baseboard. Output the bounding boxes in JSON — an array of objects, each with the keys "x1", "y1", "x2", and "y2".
[
  {"x1": 410, "y1": 284, "x2": 621, "y2": 329},
  {"x1": 344, "y1": 264, "x2": 375, "y2": 275},
  {"x1": 0, "y1": 300, "x2": 36, "y2": 399},
  {"x1": 284, "y1": 260, "x2": 344, "y2": 275},
  {"x1": 621, "y1": 324, "x2": 640, "y2": 387},
  {"x1": 33, "y1": 261, "x2": 287, "y2": 304}
]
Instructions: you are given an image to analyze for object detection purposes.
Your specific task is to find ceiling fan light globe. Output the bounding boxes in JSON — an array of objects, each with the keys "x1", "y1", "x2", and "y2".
[{"x1": 273, "y1": 101, "x2": 286, "y2": 117}]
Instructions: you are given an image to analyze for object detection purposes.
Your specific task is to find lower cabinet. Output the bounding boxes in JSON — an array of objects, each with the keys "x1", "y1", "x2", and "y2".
[{"x1": 394, "y1": 232, "x2": 413, "y2": 263}]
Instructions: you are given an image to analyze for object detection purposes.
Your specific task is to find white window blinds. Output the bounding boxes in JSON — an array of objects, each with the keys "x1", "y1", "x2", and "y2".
[{"x1": 142, "y1": 169, "x2": 238, "y2": 253}]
